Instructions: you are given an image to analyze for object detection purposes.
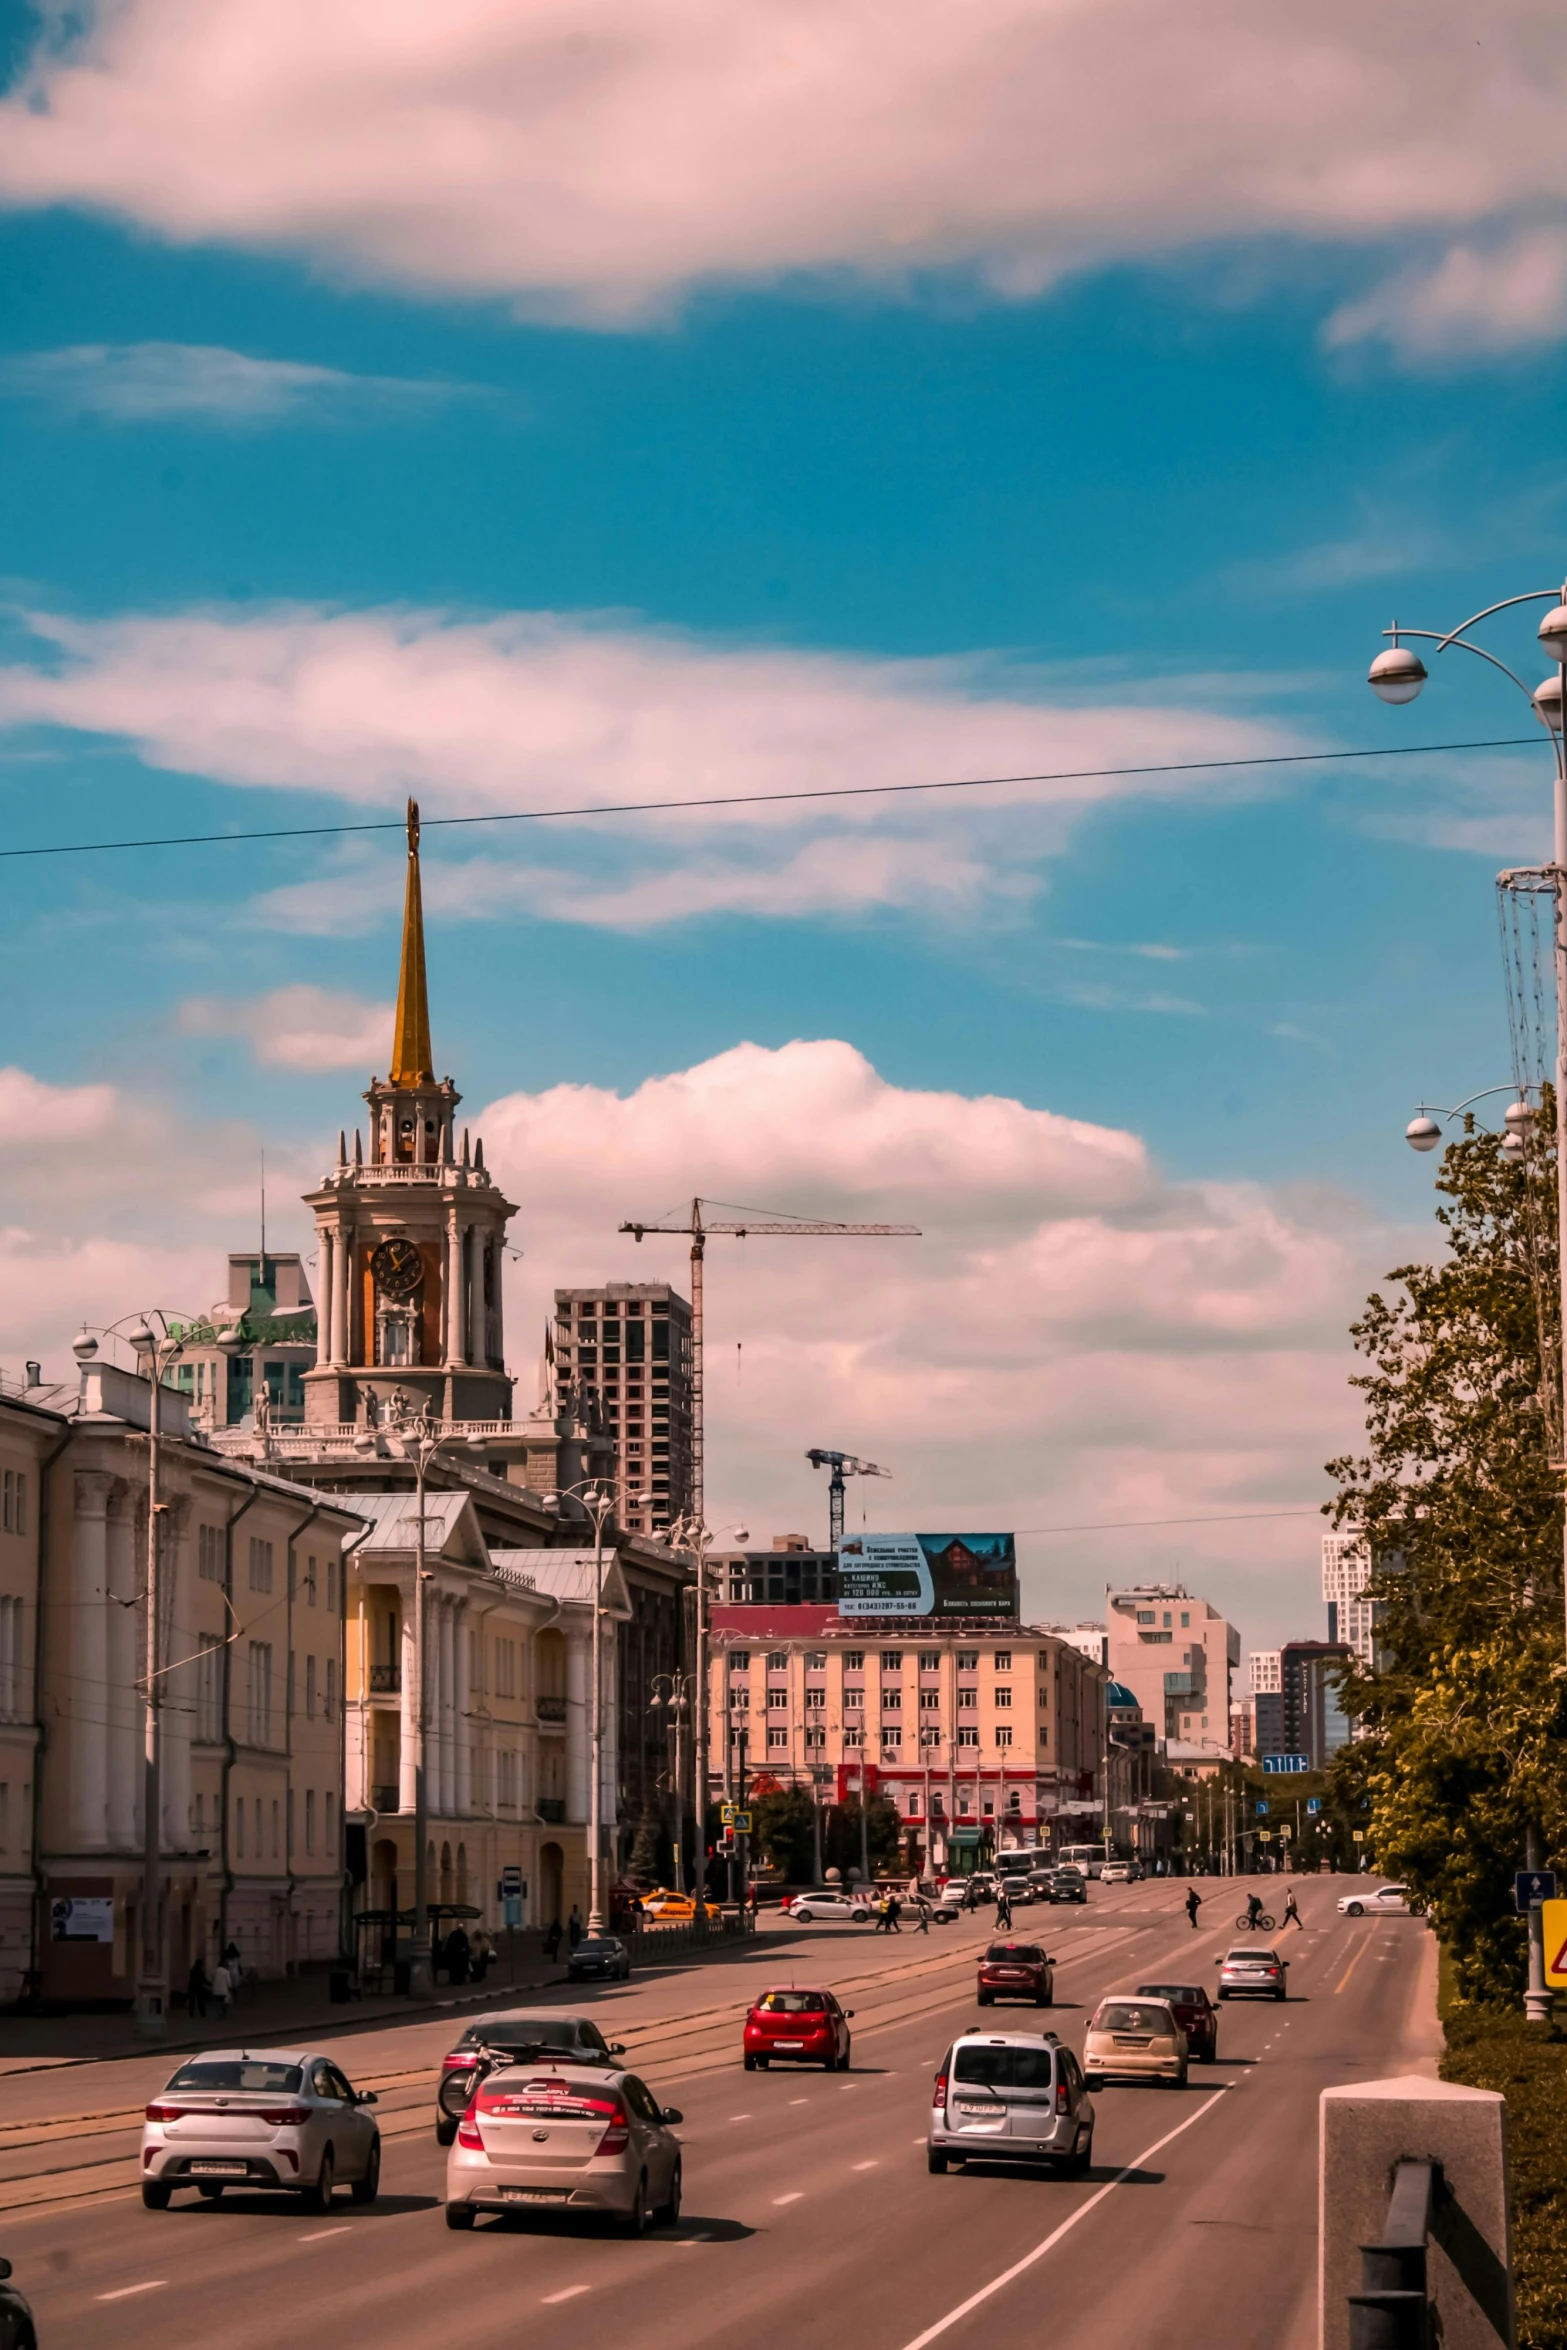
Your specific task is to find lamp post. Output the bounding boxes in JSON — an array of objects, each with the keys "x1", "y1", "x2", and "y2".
[
  {"x1": 543, "y1": 1480, "x2": 651, "y2": 1934},
  {"x1": 665, "y1": 1513, "x2": 748, "y2": 1926},
  {"x1": 649, "y1": 1671, "x2": 692, "y2": 1892},
  {"x1": 1369, "y1": 586, "x2": 1567, "y2": 2023},
  {"x1": 76, "y1": 1310, "x2": 194, "y2": 2039}
]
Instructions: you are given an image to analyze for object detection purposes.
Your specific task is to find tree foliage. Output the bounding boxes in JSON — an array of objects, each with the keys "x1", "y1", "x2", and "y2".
[{"x1": 1327, "y1": 1116, "x2": 1567, "y2": 2005}]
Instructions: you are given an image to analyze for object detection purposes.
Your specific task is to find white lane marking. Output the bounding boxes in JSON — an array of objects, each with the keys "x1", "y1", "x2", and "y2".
[
  {"x1": 300, "y1": 2225, "x2": 352, "y2": 2242},
  {"x1": 852, "y1": 2161, "x2": 879, "y2": 2171},
  {"x1": 542, "y1": 2286, "x2": 591, "y2": 2305},
  {"x1": 895, "y1": 2089, "x2": 1230, "y2": 2350},
  {"x1": 790, "y1": 2099, "x2": 809, "y2": 2106},
  {"x1": 98, "y1": 2282, "x2": 167, "y2": 2302},
  {"x1": 773, "y1": 2192, "x2": 804, "y2": 2206},
  {"x1": 730, "y1": 2114, "x2": 752, "y2": 2121}
]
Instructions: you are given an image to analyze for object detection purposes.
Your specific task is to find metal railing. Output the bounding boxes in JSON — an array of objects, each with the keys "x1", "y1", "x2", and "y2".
[
  {"x1": 536, "y1": 1695, "x2": 567, "y2": 1723},
  {"x1": 1349, "y1": 2160, "x2": 1436, "y2": 2349},
  {"x1": 537, "y1": 1797, "x2": 567, "y2": 1823},
  {"x1": 370, "y1": 1784, "x2": 401, "y2": 1814},
  {"x1": 368, "y1": 1664, "x2": 400, "y2": 1694}
]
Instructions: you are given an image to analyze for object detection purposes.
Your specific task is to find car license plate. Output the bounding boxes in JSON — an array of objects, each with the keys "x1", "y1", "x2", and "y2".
[
  {"x1": 501, "y1": 2187, "x2": 569, "y2": 2203},
  {"x1": 774, "y1": 2039, "x2": 803, "y2": 2049},
  {"x1": 959, "y1": 2101, "x2": 997, "y2": 2114},
  {"x1": 189, "y1": 2159, "x2": 248, "y2": 2176}
]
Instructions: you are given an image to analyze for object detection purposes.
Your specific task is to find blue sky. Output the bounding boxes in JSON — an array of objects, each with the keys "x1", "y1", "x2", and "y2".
[{"x1": 1, "y1": 0, "x2": 1562, "y2": 1645}]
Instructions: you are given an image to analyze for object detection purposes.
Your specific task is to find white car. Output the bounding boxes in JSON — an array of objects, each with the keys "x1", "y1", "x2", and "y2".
[
  {"x1": 1338, "y1": 1882, "x2": 1411, "y2": 1917},
  {"x1": 446, "y1": 2061, "x2": 682, "y2": 2235},
  {"x1": 1100, "y1": 1862, "x2": 1132, "y2": 1885},
  {"x1": 786, "y1": 1893, "x2": 872, "y2": 1923},
  {"x1": 141, "y1": 2048, "x2": 380, "y2": 2210}
]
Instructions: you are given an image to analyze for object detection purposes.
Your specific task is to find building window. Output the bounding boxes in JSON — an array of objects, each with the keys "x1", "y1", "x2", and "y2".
[
  {"x1": 494, "y1": 1638, "x2": 517, "y2": 1698},
  {"x1": 305, "y1": 1789, "x2": 316, "y2": 1854},
  {"x1": 844, "y1": 1727, "x2": 864, "y2": 1749},
  {"x1": 920, "y1": 1688, "x2": 939, "y2": 1711},
  {"x1": 805, "y1": 1651, "x2": 826, "y2": 1670},
  {"x1": 729, "y1": 1650, "x2": 750, "y2": 1670},
  {"x1": 767, "y1": 1726, "x2": 789, "y2": 1750},
  {"x1": 919, "y1": 1652, "x2": 939, "y2": 1672},
  {"x1": 957, "y1": 1726, "x2": 979, "y2": 1747},
  {"x1": 805, "y1": 1687, "x2": 826, "y2": 1710},
  {"x1": 247, "y1": 1538, "x2": 274, "y2": 1595},
  {"x1": 235, "y1": 1796, "x2": 245, "y2": 1858},
  {"x1": 920, "y1": 1726, "x2": 941, "y2": 1748},
  {"x1": 729, "y1": 1686, "x2": 750, "y2": 1711},
  {"x1": 767, "y1": 1652, "x2": 788, "y2": 1670},
  {"x1": 881, "y1": 1688, "x2": 902, "y2": 1711},
  {"x1": 767, "y1": 1688, "x2": 788, "y2": 1709},
  {"x1": 248, "y1": 1644, "x2": 275, "y2": 1746},
  {"x1": 844, "y1": 1687, "x2": 864, "y2": 1710},
  {"x1": 326, "y1": 1557, "x2": 337, "y2": 1613},
  {"x1": 272, "y1": 1799, "x2": 280, "y2": 1858},
  {"x1": 0, "y1": 1595, "x2": 22, "y2": 1716},
  {"x1": 197, "y1": 1637, "x2": 223, "y2": 1743},
  {"x1": 994, "y1": 1686, "x2": 1011, "y2": 1708},
  {"x1": 198, "y1": 1524, "x2": 222, "y2": 1581},
  {"x1": 1039, "y1": 1688, "x2": 1049, "y2": 1707},
  {"x1": 325, "y1": 1658, "x2": 336, "y2": 1720},
  {"x1": 997, "y1": 1726, "x2": 1013, "y2": 1747},
  {"x1": 880, "y1": 1650, "x2": 903, "y2": 1671},
  {"x1": 305, "y1": 1655, "x2": 317, "y2": 1720},
  {"x1": 993, "y1": 1651, "x2": 1011, "y2": 1670},
  {"x1": 497, "y1": 1750, "x2": 518, "y2": 1808},
  {"x1": 1136, "y1": 1610, "x2": 1155, "y2": 1624},
  {"x1": 844, "y1": 1651, "x2": 864, "y2": 1670},
  {"x1": 1, "y1": 1468, "x2": 26, "y2": 1534},
  {"x1": 958, "y1": 1688, "x2": 977, "y2": 1710},
  {"x1": 805, "y1": 1727, "x2": 826, "y2": 1751},
  {"x1": 305, "y1": 1555, "x2": 318, "y2": 1607},
  {"x1": 1181, "y1": 1612, "x2": 1190, "y2": 1628}
]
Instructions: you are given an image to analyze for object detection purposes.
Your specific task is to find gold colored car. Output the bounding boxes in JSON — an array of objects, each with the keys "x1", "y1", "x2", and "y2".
[
  {"x1": 1081, "y1": 1996, "x2": 1187, "y2": 2088},
  {"x1": 639, "y1": 1891, "x2": 722, "y2": 1923}
]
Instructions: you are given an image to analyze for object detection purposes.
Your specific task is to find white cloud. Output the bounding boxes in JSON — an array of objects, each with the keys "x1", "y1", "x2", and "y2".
[
  {"x1": 0, "y1": 603, "x2": 1301, "y2": 931},
  {"x1": 178, "y1": 985, "x2": 393, "y2": 1071},
  {"x1": 0, "y1": 1065, "x2": 118, "y2": 1145},
  {"x1": 0, "y1": 341, "x2": 488, "y2": 425},
  {"x1": 0, "y1": 1035, "x2": 1392, "y2": 1638},
  {"x1": 1327, "y1": 226, "x2": 1567, "y2": 359},
  {"x1": 483, "y1": 1038, "x2": 1389, "y2": 1634},
  {"x1": 0, "y1": 2, "x2": 1562, "y2": 334}
]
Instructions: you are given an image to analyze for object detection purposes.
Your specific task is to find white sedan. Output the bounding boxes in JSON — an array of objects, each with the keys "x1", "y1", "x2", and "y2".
[
  {"x1": 141, "y1": 2048, "x2": 380, "y2": 2210},
  {"x1": 785, "y1": 1894, "x2": 873, "y2": 1924},
  {"x1": 1337, "y1": 1883, "x2": 1411, "y2": 1917},
  {"x1": 1100, "y1": 1862, "x2": 1132, "y2": 1884}
]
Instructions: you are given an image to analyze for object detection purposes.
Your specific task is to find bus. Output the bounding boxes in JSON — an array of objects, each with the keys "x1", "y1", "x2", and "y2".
[{"x1": 1058, "y1": 1842, "x2": 1116, "y2": 1879}]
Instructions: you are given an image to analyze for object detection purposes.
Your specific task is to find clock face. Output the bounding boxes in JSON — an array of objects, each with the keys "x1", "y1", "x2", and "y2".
[{"x1": 371, "y1": 1236, "x2": 423, "y2": 1299}]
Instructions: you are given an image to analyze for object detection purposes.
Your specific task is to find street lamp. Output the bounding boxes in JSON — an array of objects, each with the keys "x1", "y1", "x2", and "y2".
[
  {"x1": 664, "y1": 1513, "x2": 748, "y2": 1926},
  {"x1": 1369, "y1": 580, "x2": 1567, "y2": 2023},
  {"x1": 1403, "y1": 1084, "x2": 1537, "y2": 1160},
  {"x1": 542, "y1": 1479, "x2": 652, "y2": 1934},
  {"x1": 648, "y1": 1672, "x2": 693, "y2": 1893}
]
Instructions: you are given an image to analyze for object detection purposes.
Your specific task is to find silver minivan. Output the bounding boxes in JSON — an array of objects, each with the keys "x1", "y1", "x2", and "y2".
[{"x1": 928, "y1": 2032, "x2": 1094, "y2": 2175}]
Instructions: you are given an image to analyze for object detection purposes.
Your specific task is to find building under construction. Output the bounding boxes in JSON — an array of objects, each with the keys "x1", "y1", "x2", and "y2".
[{"x1": 552, "y1": 1283, "x2": 694, "y2": 1538}]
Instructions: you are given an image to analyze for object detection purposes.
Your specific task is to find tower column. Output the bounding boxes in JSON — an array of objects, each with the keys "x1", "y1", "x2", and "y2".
[
  {"x1": 399, "y1": 1592, "x2": 419, "y2": 1815},
  {"x1": 445, "y1": 1215, "x2": 463, "y2": 1368},
  {"x1": 105, "y1": 1490, "x2": 138, "y2": 1851},
  {"x1": 317, "y1": 1230, "x2": 334, "y2": 1367},
  {"x1": 335, "y1": 1219, "x2": 353, "y2": 1372},
  {"x1": 565, "y1": 1627, "x2": 591, "y2": 1825},
  {"x1": 72, "y1": 1473, "x2": 114, "y2": 1850},
  {"x1": 455, "y1": 1604, "x2": 473, "y2": 1816}
]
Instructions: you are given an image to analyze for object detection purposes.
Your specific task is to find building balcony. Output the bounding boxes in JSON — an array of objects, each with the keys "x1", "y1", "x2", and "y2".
[
  {"x1": 370, "y1": 1784, "x2": 401, "y2": 1814},
  {"x1": 369, "y1": 1664, "x2": 400, "y2": 1695},
  {"x1": 537, "y1": 1797, "x2": 567, "y2": 1824},
  {"x1": 1163, "y1": 1671, "x2": 1199, "y2": 1697},
  {"x1": 536, "y1": 1694, "x2": 567, "y2": 1724}
]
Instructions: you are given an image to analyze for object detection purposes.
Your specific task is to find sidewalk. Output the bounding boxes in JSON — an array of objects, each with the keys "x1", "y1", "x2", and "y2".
[{"x1": 0, "y1": 1923, "x2": 771, "y2": 2074}]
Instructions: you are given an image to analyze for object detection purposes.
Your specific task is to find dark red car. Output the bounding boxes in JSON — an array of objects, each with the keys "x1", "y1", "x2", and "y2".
[
  {"x1": 977, "y1": 1941, "x2": 1056, "y2": 2007},
  {"x1": 744, "y1": 1987, "x2": 854, "y2": 2071},
  {"x1": 1135, "y1": 1978, "x2": 1219, "y2": 2061}
]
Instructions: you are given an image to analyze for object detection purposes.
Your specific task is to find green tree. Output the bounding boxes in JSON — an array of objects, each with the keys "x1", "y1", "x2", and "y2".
[
  {"x1": 751, "y1": 1786, "x2": 818, "y2": 1883},
  {"x1": 1327, "y1": 1115, "x2": 1567, "y2": 2005},
  {"x1": 825, "y1": 1796, "x2": 905, "y2": 1879}
]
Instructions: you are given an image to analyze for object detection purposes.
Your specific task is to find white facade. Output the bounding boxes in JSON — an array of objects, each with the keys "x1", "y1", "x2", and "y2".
[
  {"x1": 1249, "y1": 1648, "x2": 1282, "y2": 1695},
  {"x1": 1322, "y1": 1532, "x2": 1378, "y2": 1671}
]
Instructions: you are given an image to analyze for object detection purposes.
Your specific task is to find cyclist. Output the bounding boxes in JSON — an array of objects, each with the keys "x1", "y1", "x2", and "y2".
[{"x1": 1245, "y1": 1891, "x2": 1265, "y2": 1929}]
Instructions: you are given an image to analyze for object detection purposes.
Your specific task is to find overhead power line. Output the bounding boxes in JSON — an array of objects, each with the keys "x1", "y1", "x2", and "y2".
[
  {"x1": 1018, "y1": 1506, "x2": 1322, "y2": 1535},
  {"x1": 0, "y1": 734, "x2": 1541, "y2": 864}
]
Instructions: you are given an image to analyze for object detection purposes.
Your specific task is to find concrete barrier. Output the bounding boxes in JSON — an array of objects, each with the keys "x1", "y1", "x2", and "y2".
[{"x1": 1320, "y1": 2075, "x2": 1515, "y2": 2350}]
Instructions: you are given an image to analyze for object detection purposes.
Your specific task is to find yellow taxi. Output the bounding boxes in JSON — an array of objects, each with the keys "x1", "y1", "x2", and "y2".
[{"x1": 639, "y1": 1890, "x2": 722, "y2": 1923}]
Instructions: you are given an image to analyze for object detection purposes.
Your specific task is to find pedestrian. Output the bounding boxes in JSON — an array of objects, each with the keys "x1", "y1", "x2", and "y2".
[
  {"x1": 887, "y1": 1893, "x2": 903, "y2": 1934},
  {"x1": 873, "y1": 1895, "x2": 889, "y2": 1935},
  {"x1": 915, "y1": 1896, "x2": 930, "y2": 1935},
  {"x1": 567, "y1": 1903, "x2": 583, "y2": 1950},
  {"x1": 210, "y1": 1958, "x2": 232, "y2": 2020},
  {"x1": 544, "y1": 1916, "x2": 563, "y2": 1963},
  {"x1": 1185, "y1": 1886, "x2": 1202, "y2": 1930},
  {"x1": 445, "y1": 1924, "x2": 471, "y2": 1984},
  {"x1": 995, "y1": 1893, "x2": 1011, "y2": 1931},
  {"x1": 1282, "y1": 1886, "x2": 1303, "y2": 1932},
  {"x1": 185, "y1": 1956, "x2": 210, "y2": 2019},
  {"x1": 469, "y1": 1926, "x2": 493, "y2": 1980}
]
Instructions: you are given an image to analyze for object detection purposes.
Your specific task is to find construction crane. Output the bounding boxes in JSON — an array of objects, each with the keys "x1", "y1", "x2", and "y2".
[
  {"x1": 806, "y1": 1449, "x2": 892, "y2": 1550},
  {"x1": 619, "y1": 1197, "x2": 920, "y2": 1537}
]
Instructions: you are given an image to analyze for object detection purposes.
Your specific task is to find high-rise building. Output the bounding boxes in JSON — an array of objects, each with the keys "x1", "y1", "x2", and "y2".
[
  {"x1": 1322, "y1": 1532, "x2": 1378, "y2": 1671},
  {"x1": 1280, "y1": 1639, "x2": 1352, "y2": 1767},
  {"x1": 1106, "y1": 1583, "x2": 1239, "y2": 1751},
  {"x1": 1047, "y1": 1622, "x2": 1108, "y2": 1669},
  {"x1": 551, "y1": 1284, "x2": 694, "y2": 1538},
  {"x1": 1249, "y1": 1649, "x2": 1281, "y2": 1695}
]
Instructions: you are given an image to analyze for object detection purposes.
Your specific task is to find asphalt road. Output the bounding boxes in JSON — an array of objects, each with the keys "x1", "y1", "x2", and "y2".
[{"x1": 0, "y1": 1882, "x2": 1438, "y2": 2350}]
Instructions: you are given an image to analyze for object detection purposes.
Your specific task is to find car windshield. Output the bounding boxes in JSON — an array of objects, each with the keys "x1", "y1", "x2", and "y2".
[
  {"x1": 1226, "y1": 1948, "x2": 1277, "y2": 1963},
  {"x1": 1138, "y1": 1984, "x2": 1201, "y2": 2004},
  {"x1": 166, "y1": 2060, "x2": 305, "y2": 2093},
  {"x1": 575, "y1": 1940, "x2": 618, "y2": 1954},
  {"x1": 952, "y1": 2044, "x2": 1056, "y2": 2090},
  {"x1": 758, "y1": 1991, "x2": 826, "y2": 2013},
  {"x1": 1096, "y1": 2002, "x2": 1171, "y2": 2033},
  {"x1": 986, "y1": 1945, "x2": 1043, "y2": 1962},
  {"x1": 461, "y1": 2018, "x2": 582, "y2": 2050}
]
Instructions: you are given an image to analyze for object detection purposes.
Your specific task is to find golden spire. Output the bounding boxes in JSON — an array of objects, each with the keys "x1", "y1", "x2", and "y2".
[{"x1": 390, "y1": 797, "x2": 434, "y2": 1087}]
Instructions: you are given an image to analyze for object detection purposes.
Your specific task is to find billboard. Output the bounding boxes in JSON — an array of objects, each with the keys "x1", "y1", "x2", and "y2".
[{"x1": 836, "y1": 1533, "x2": 1018, "y2": 1620}]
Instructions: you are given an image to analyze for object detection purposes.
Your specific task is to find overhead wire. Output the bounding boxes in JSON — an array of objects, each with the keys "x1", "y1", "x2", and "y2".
[{"x1": 0, "y1": 733, "x2": 1542, "y2": 863}]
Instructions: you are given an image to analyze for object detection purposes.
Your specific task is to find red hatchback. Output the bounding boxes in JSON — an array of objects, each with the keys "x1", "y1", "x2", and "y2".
[
  {"x1": 1135, "y1": 1978, "x2": 1219, "y2": 2061},
  {"x1": 977, "y1": 1941, "x2": 1056, "y2": 2007},
  {"x1": 743, "y1": 1988, "x2": 854, "y2": 2071}
]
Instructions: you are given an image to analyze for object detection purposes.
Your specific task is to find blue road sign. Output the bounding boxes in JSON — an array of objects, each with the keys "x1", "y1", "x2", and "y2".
[
  {"x1": 1262, "y1": 1754, "x2": 1311, "y2": 1774},
  {"x1": 1255, "y1": 1801, "x2": 1268, "y2": 1816},
  {"x1": 1307, "y1": 1798, "x2": 1322, "y2": 1815},
  {"x1": 1516, "y1": 1870, "x2": 1557, "y2": 1912}
]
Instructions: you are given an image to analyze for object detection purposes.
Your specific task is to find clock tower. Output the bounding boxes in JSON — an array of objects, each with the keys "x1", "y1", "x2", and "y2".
[{"x1": 302, "y1": 800, "x2": 517, "y2": 1429}]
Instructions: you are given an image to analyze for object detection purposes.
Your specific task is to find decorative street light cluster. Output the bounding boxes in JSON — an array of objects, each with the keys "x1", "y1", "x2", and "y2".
[{"x1": 1370, "y1": 583, "x2": 1567, "y2": 2024}]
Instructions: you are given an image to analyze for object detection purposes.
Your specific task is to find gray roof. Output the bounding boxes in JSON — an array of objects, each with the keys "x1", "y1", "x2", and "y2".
[
  {"x1": 330, "y1": 1487, "x2": 485, "y2": 1562},
  {"x1": 490, "y1": 1549, "x2": 633, "y2": 1616}
]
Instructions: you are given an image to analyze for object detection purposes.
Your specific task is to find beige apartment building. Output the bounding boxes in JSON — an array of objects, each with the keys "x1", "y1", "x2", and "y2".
[
  {"x1": 0, "y1": 1359, "x2": 362, "y2": 2009},
  {"x1": 1106, "y1": 1582, "x2": 1239, "y2": 1754},
  {"x1": 707, "y1": 1608, "x2": 1107, "y2": 1866}
]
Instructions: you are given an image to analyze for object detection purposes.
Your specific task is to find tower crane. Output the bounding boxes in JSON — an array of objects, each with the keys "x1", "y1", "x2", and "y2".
[
  {"x1": 619, "y1": 1197, "x2": 920, "y2": 1536},
  {"x1": 806, "y1": 1448, "x2": 891, "y2": 1550}
]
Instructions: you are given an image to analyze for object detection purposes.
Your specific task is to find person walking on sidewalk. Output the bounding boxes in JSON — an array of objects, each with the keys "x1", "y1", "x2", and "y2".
[
  {"x1": 210, "y1": 1959, "x2": 232, "y2": 2020},
  {"x1": 186, "y1": 1957, "x2": 210, "y2": 2019},
  {"x1": 914, "y1": 1895, "x2": 930, "y2": 1934},
  {"x1": 567, "y1": 1904, "x2": 584, "y2": 1950},
  {"x1": 544, "y1": 1917, "x2": 563, "y2": 1963},
  {"x1": 1185, "y1": 1886, "x2": 1203, "y2": 1930},
  {"x1": 995, "y1": 1892, "x2": 1012, "y2": 1931},
  {"x1": 1281, "y1": 1886, "x2": 1304, "y2": 1931}
]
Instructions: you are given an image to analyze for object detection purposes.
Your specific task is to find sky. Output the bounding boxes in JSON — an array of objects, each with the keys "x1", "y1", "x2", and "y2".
[{"x1": 2, "y1": 0, "x2": 1565, "y2": 1653}]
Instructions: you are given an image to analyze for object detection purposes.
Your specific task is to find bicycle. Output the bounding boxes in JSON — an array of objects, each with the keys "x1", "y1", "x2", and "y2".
[{"x1": 1233, "y1": 1909, "x2": 1275, "y2": 1932}]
